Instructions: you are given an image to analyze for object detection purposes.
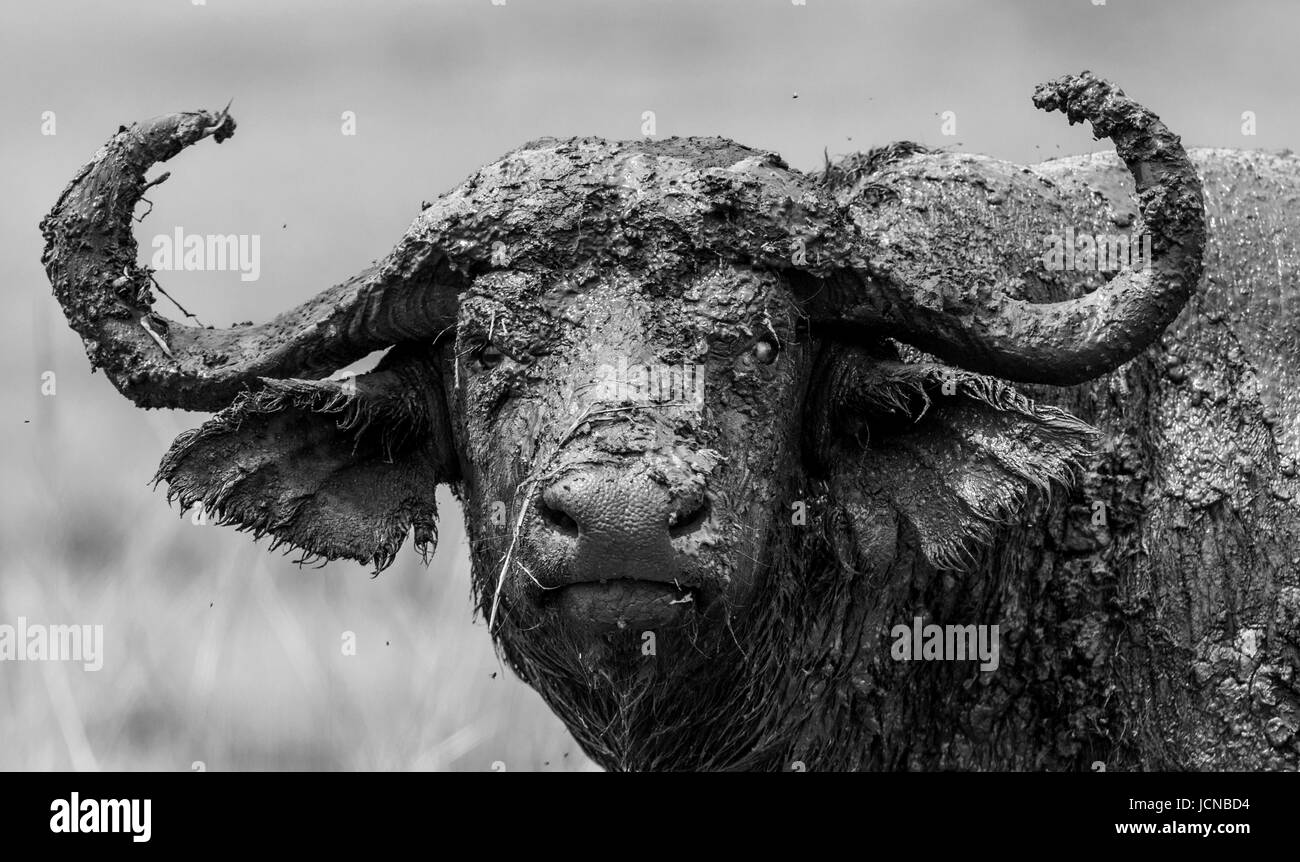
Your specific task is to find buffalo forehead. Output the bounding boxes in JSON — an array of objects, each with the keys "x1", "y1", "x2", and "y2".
[{"x1": 462, "y1": 266, "x2": 792, "y2": 356}]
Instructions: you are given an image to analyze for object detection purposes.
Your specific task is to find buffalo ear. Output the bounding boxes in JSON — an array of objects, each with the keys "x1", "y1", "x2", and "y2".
[
  {"x1": 154, "y1": 345, "x2": 456, "y2": 572},
  {"x1": 817, "y1": 354, "x2": 1097, "y2": 570}
]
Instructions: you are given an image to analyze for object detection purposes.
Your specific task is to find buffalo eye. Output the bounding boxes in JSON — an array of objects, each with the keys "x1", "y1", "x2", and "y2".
[
  {"x1": 753, "y1": 339, "x2": 778, "y2": 365},
  {"x1": 474, "y1": 343, "x2": 506, "y2": 370}
]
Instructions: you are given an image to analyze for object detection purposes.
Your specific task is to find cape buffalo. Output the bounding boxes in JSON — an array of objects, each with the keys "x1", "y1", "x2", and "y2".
[{"x1": 42, "y1": 73, "x2": 1300, "y2": 770}]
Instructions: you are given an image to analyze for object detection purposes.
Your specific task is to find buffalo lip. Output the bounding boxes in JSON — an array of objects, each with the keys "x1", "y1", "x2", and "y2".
[{"x1": 545, "y1": 579, "x2": 699, "y2": 632}]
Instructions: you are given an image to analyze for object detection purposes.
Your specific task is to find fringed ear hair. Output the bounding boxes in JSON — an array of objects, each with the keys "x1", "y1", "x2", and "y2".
[
  {"x1": 814, "y1": 347, "x2": 1097, "y2": 571},
  {"x1": 155, "y1": 347, "x2": 456, "y2": 572}
]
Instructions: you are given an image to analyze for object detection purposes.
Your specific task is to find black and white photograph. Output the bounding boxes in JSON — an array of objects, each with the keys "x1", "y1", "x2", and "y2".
[{"x1": 0, "y1": 0, "x2": 1292, "y2": 843}]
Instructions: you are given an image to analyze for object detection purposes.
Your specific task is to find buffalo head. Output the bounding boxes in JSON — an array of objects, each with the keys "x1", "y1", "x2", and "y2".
[{"x1": 42, "y1": 73, "x2": 1205, "y2": 769}]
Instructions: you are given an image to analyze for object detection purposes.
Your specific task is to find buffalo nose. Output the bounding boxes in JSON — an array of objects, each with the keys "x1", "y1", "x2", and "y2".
[{"x1": 538, "y1": 471, "x2": 709, "y2": 582}]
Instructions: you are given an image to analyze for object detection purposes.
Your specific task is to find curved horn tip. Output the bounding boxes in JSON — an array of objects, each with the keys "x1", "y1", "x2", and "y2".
[
  {"x1": 1030, "y1": 72, "x2": 1145, "y2": 142},
  {"x1": 155, "y1": 106, "x2": 238, "y2": 147}
]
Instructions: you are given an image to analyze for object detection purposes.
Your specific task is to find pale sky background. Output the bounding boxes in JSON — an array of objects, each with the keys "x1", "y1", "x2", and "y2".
[{"x1": 1, "y1": 0, "x2": 1297, "y2": 770}]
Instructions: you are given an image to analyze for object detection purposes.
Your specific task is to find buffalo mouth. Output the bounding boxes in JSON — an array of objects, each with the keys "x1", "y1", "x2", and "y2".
[{"x1": 542, "y1": 578, "x2": 699, "y2": 634}]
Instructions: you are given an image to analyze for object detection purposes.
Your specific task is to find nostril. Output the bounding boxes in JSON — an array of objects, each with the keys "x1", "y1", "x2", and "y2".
[
  {"x1": 668, "y1": 497, "x2": 710, "y2": 538},
  {"x1": 538, "y1": 498, "x2": 581, "y2": 537}
]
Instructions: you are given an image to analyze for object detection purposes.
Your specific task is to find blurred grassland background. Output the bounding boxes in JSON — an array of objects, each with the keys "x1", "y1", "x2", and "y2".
[{"x1": 2, "y1": 0, "x2": 1298, "y2": 770}]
